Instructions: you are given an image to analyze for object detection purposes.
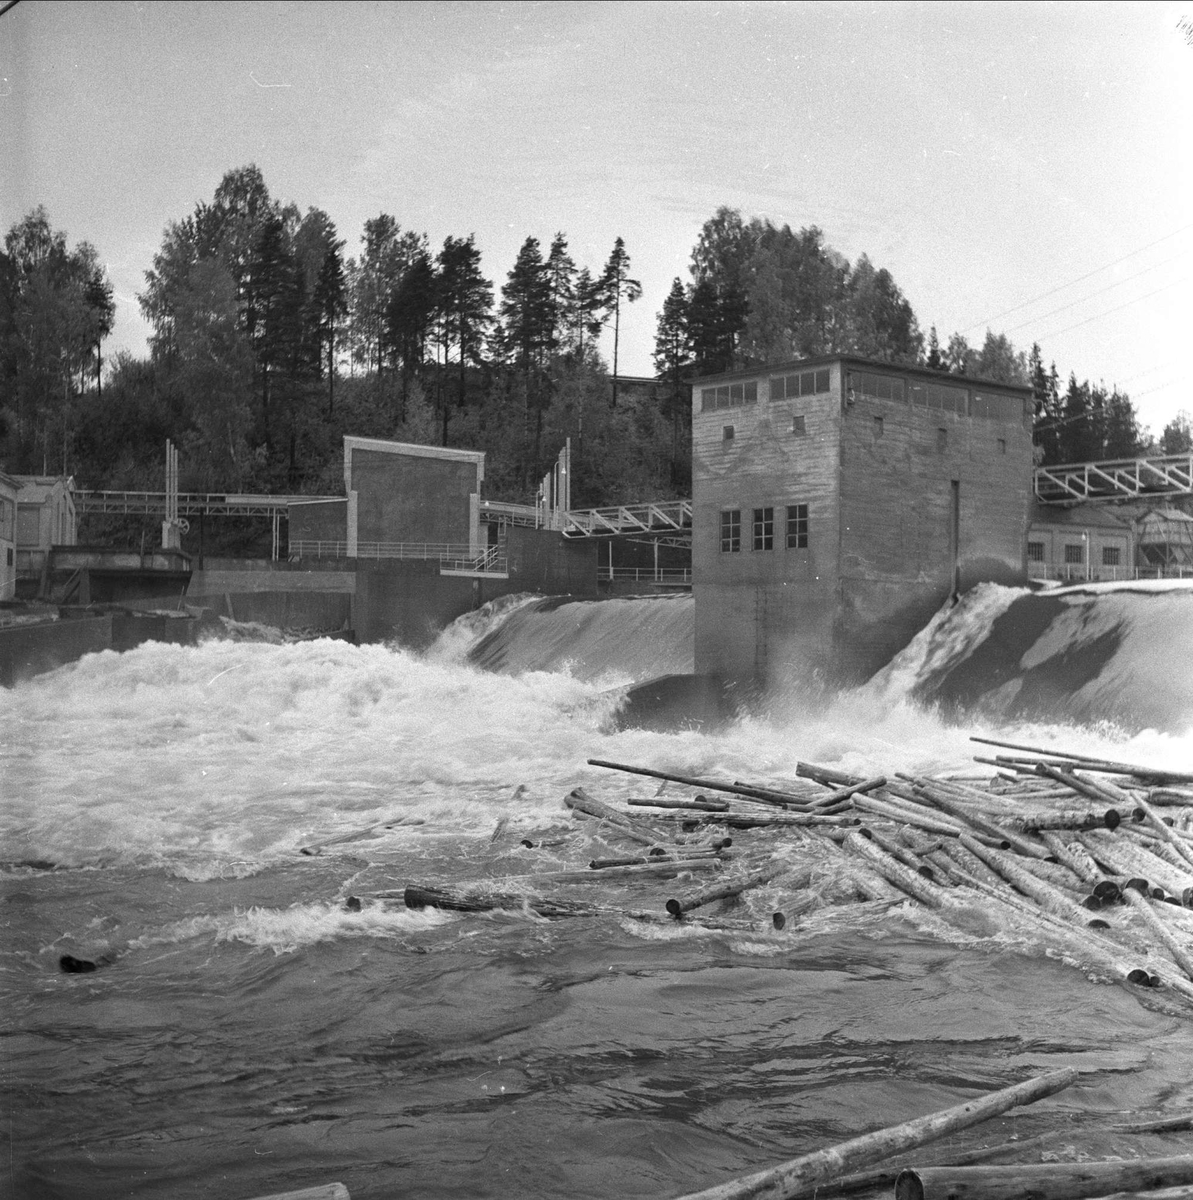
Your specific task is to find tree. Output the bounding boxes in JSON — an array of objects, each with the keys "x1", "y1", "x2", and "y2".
[
  {"x1": 599, "y1": 236, "x2": 642, "y2": 405},
  {"x1": 312, "y1": 243, "x2": 348, "y2": 414},
  {"x1": 544, "y1": 233, "x2": 577, "y2": 356},
  {"x1": 925, "y1": 326, "x2": 945, "y2": 371},
  {"x1": 944, "y1": 331, "x2": 977, "y2": 376},
  {"x1": 974, "y1": 330, "x2": 1027, "y2": 384},
  {"x1": 385, "y1": 252, "x2": 436, "y2": 415},
  {"x1": 1, "y1": 207, "x2": 115, "y2": 474},
  {"x1": 847, "y1": 254, "x2": 922, "y2": 363},
  {"x1": 433, "y1": 234, "x2": 492, "y2": 444},
  {"x1": 1161, "y1": 411, "x2": 1192, "y2": 455},
  {"x1": 1029, "y1": 342, "x2": 1063, "y2": 465},
  {"x1": 652, "y1": 277, "x2": 692, "y2": 486}
]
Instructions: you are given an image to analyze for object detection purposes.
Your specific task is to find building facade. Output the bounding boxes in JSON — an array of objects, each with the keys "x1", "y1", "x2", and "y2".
[
  {"x1": 692, "y1": 356, "x2": 1034, "y2": 691},
  {"x1": 0, "y1": 471, "x2": 18, "y2": 600},
  {"x1": 1026, "y1": 505, "x2": 1135, "y2": 582}
]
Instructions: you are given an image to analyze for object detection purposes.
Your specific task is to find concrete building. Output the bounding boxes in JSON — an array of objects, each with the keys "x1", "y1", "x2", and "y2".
[
  {"x1": 1027, "y1": 505, "x2": 1135, "y2": 582},
  {"x1": 0, "y1": 471, "x2": 18, "y2": 600},
  {"x1": 14, "y1": 475, "x2": 77, "y2": 592},
  {"x1": 691, "y1": 355, "x2": 1034, "y2": 691}
]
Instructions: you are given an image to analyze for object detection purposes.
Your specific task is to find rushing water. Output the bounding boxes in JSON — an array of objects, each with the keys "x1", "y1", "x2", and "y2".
[{"x1": 3, "y1": 593, "x2": 1192, "y2": 1200}]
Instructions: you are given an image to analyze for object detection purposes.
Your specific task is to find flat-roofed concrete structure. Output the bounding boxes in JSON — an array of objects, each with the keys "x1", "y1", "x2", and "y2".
[{"x1": 692, "y1": 356, "x2": 1034, "y2": 692}]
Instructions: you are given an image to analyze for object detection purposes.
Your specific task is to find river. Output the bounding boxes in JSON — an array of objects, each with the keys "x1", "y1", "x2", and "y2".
[{"x1": 3, "y1": 588, "x2": 1191, "y2": 1200}]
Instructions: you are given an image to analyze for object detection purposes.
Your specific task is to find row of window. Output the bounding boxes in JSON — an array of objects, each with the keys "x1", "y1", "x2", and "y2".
[
  {"x1": 701, "y1": 381, "x2": 759, "y2": 411},
  {"x1": 1028, "y1": 541, "x2": 1121, "y2": 566},
  {"x1": 771, "y1": 368, "x2": 831, "y2": 401},
  {"x1": 853, "y1": 371, "x2": 1024, "y2": 422},
  {"x1": 721, "y1": 505, "x2": 808, "y2": 552}
]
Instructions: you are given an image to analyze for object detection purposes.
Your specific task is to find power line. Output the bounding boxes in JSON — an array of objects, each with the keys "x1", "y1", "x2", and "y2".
[
  {"x1": 1001, "y1": 253, "x2": 1188, "y2": 337},
  {"x1": 960, "y1": 221, "x2": 1193, "y2": 335},
  {"x1": 1032, "y1": 277, "x2": 1188, "y2": 344}
]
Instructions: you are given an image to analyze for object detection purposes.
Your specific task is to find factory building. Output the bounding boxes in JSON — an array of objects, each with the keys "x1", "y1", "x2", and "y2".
[{"x1": 691, "y1": 356, "x2": 1034, "y2": 691}]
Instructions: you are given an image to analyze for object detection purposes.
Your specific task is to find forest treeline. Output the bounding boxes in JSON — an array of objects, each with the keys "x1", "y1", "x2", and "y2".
[{"x1": 3, "y1": 168, "x2": 1190, "y2": 514}]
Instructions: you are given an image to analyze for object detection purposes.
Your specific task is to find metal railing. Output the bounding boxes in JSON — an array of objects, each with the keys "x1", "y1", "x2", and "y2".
[
  {"x1": 76, "y1": 490, "x2": 341, "y2": 517},
  {"x1": 599, "y1": 567, "x2": 692, "y2": 584},
  {"x1": 1027, "y1": 562, "x2": 1193, "y2": 583},
  {"x1": 289, "y1": 539, "x2": 507, "y2": 574}
]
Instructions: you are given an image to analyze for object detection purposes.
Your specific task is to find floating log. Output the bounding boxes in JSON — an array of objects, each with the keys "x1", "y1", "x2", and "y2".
[
  {"x1": 1121, "y1": 885, "x2": 1193, "y2": 979},
  {"x1": 299, "y1": 814, "x2": 425, "y2": 855},
  {"x1": 666, "y1": 862, "x2": 787, "y2": 917},
  {"x1": 959, "y1": 834, "x2": 1110, "y2": 928},
  {"x1": 672, "y1": 1067, "x2": 1079, "y2": 1200},
  {"x1": 851, "y1": 794, "x2": 969, "y2": 839},
  {"x1": 1008, "y1": 808, "x2": 1127, "y2": 832},
  {"x1": 859, "y1": 827, "x2": 939, "y2": 881},
  {"x1": 1137, "y1": 795, "x2": 1193, "y2": 870},
  {"x1": 969, "y1": 736, "x2": 1193, "y2": 785},
  {"x1": 796, "y1": 761, "x2": 865, "y2": 788},
  {"x1": 545, "y1": 859, "x2": 723, "y2": 883},
  {"x1": 1112, "y1": 1111, "x2": 1193, "y2": 1133},
  {"x1": 403, "y1": 884, "x2": 596, "y2": 918},
  {"x1": 1077, "y1": 832, "x2": 1193, "y2": 897},
  {"x1": 564, "y1": 787, "x2": 667, "y2": 846},
  {"x1": 843, "y1": 831, "x2": 950, "y2": 908},
  {"x1": 586, "y1": 759, "x2": 791, "y2": 808},
  {"x1": 245, "y1": 1184, "x2": 350, "y2": 1200},
  {"x1": 894, "y1": 1155, "x2": 1193, "y2": 1200},
  {"x1": 628, "y1": 797, "x2": 731, "y2": 812},
  {"x1": 914, "y1": 781, "x2": 1051, "y2": 860},
  {"x1": 1038, "y1": 832, "x2": 1103, "y2": 885}
]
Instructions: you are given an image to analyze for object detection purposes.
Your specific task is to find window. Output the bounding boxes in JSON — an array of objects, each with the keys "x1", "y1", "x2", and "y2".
[
  {"x1": 936, "y1": 428, "x2": 948, "y2": 453},
  {"x1": 997, "y1": 438, "x2": 1007, "y2": 454},
  {"x1": 752, "y1": 507, "x2": 774, "y2": 551},
  {"x1": 791, "y1": 414, "x2": 806, "y2": 436},
  {"x1": 786, "y1": 504, "x2": 808, "y2": 549},
  {"x1": 855, "y1": 372, "x2": 906, "y2": 403},
  {"x1": 1064, "y1": 543, "x2": 1085, "y2": 565},
  {"x1": 1027, "y1": 541, "x2": 1045, "y2": 562},
  {"x1": 723, "y1": 425, "x2": 735, "y2": 442},
  {"x1": 701, "y1": 380, "x2": 758, "y2": 411},
  {"x1": 772, "y1": 369, "x2": 830, "y2": 401},
  {"x1": 972, "y1": 391, "x2": 1026, "y2": 423},
  {"x1": 1102, "y1": 546, "x2": 1121, "y2": 567},
  {"x1": 873, "y1": 416, "x2": 884, "y2": 438},
  {"x1": 720, "y1": 510, "x2": 741, "y2": 553}
]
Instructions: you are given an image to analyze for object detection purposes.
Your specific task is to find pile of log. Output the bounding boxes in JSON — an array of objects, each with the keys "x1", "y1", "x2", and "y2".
[{"x1": 346, "y1": 734, "x2": 1193, "y2": 1008}]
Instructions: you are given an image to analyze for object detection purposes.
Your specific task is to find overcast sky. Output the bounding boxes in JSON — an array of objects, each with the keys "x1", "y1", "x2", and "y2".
[{"x1": 3, "y1": 1, "x2": 1190, "y2": 436}]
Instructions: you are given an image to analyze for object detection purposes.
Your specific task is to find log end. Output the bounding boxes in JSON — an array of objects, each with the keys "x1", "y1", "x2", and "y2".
[
  {"x1": 665, "y1": 899, "x2": 684, "y2": 918},
  {"x1": 894, "y1": 1168, "x2": 925, "y2": 1200}
]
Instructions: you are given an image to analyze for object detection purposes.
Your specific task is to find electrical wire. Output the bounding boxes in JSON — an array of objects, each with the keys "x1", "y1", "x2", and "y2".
[
  {"x1": 960, "y1": 221, "x2": 1193, "y2": 335},
  {"x1": 1032, "y1": 277, "x2": 1188, "y2": 344}
]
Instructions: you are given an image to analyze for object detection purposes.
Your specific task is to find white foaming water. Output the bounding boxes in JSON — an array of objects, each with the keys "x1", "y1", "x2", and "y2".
[{"x1": 4, "y1": 593, "x2": 1188, "y2": 887}]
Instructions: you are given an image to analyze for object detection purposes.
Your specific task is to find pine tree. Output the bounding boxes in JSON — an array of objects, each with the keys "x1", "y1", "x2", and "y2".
[
  {"x1": 653, "y1": 277, "x2": 692, "y2": 486},
  {"x1": 926, "y1": 326, "x2": 944, "y2": 371},
  {"x1": 599, "y1": 236, "x2": 641, "y2": 405},
  {"x1": 312, "y1": 243, "x2": 347, "y2": 414},
  {"x1": 434, "y1": 235, "x2": 492, "y2": 445}
]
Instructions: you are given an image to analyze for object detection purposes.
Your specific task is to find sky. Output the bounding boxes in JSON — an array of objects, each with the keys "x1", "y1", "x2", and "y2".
[{"x1": 2, "y1": 0, "x2": 1191, "y2": 437}]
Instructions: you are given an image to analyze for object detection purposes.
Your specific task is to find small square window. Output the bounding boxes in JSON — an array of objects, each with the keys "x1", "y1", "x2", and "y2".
[
  {"x1": 752, "y1": 507, "x2": 774, "y2": 551},
  {"x1": 1102, "y1": 546, "x2": 1121, "y2": 566},
  {"x1": 792, "y1": 414, "x2": 806, "y2": 436},
  {"x1": 873, "y1": 416, "x2": 884, "y2": 438},
  {"x1": 1027, "y1": 541, "x2": 1045, "y2": 562},
  {"x1": 1064, "y1": 543, "x2": 1085, "y2": 565},
  {"x1": 723, "y1": 425, "x2": 735, "y2": 442},
  {"x1": 997, "y1": 438, "x2": 1007, "y2": 455},
  {"x1": 936, "y1": 428, "x2": 948, "y2": 453}
]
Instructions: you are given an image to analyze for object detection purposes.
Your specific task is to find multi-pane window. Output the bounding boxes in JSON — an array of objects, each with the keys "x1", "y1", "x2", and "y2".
[
  {"x1": 909, "y1": 382, "x2": 967, "y2": 415},
  {"x1": 1064, "y1": 543, "x2": 1085, "y2": 565},
  {"x1": 854, "y1": 372, "x2": 906, "y2": 403},
  {"x1": 701, "y1": 380, "x2": 758, "y2": 411},
  {"x1": 1102, "y1": 546, "x2": 1121, "y2": 567},
  {"x1": 752, "y1": 507, "x2": 774, "y2": 551},
  {"x1": 772, "y1": 369, "x2": 830, "y2": 401},
  {"x1": 972, "y1": 391, "x2": 1026, "y2": 423},
  {"x1": 720, "y1": 509, "x2": 741, "y2": 553},
  {"x1": 786, "y1": 504, "x2": 808, "y2": 549},
  {"x1": 1027, "y1": 541, "x2": 1045, "y2": 563}
]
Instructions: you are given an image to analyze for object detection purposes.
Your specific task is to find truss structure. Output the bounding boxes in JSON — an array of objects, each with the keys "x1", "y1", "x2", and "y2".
[
  {"x1": 558, "y1": 499, "x2": 693, "y2": 538},
  {"x1": 75, "y1": 491, "x2": 341, "y2": 517},
  {"x1": 1035, "y1": 454, "x2": 1193, "y2": 504}
]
